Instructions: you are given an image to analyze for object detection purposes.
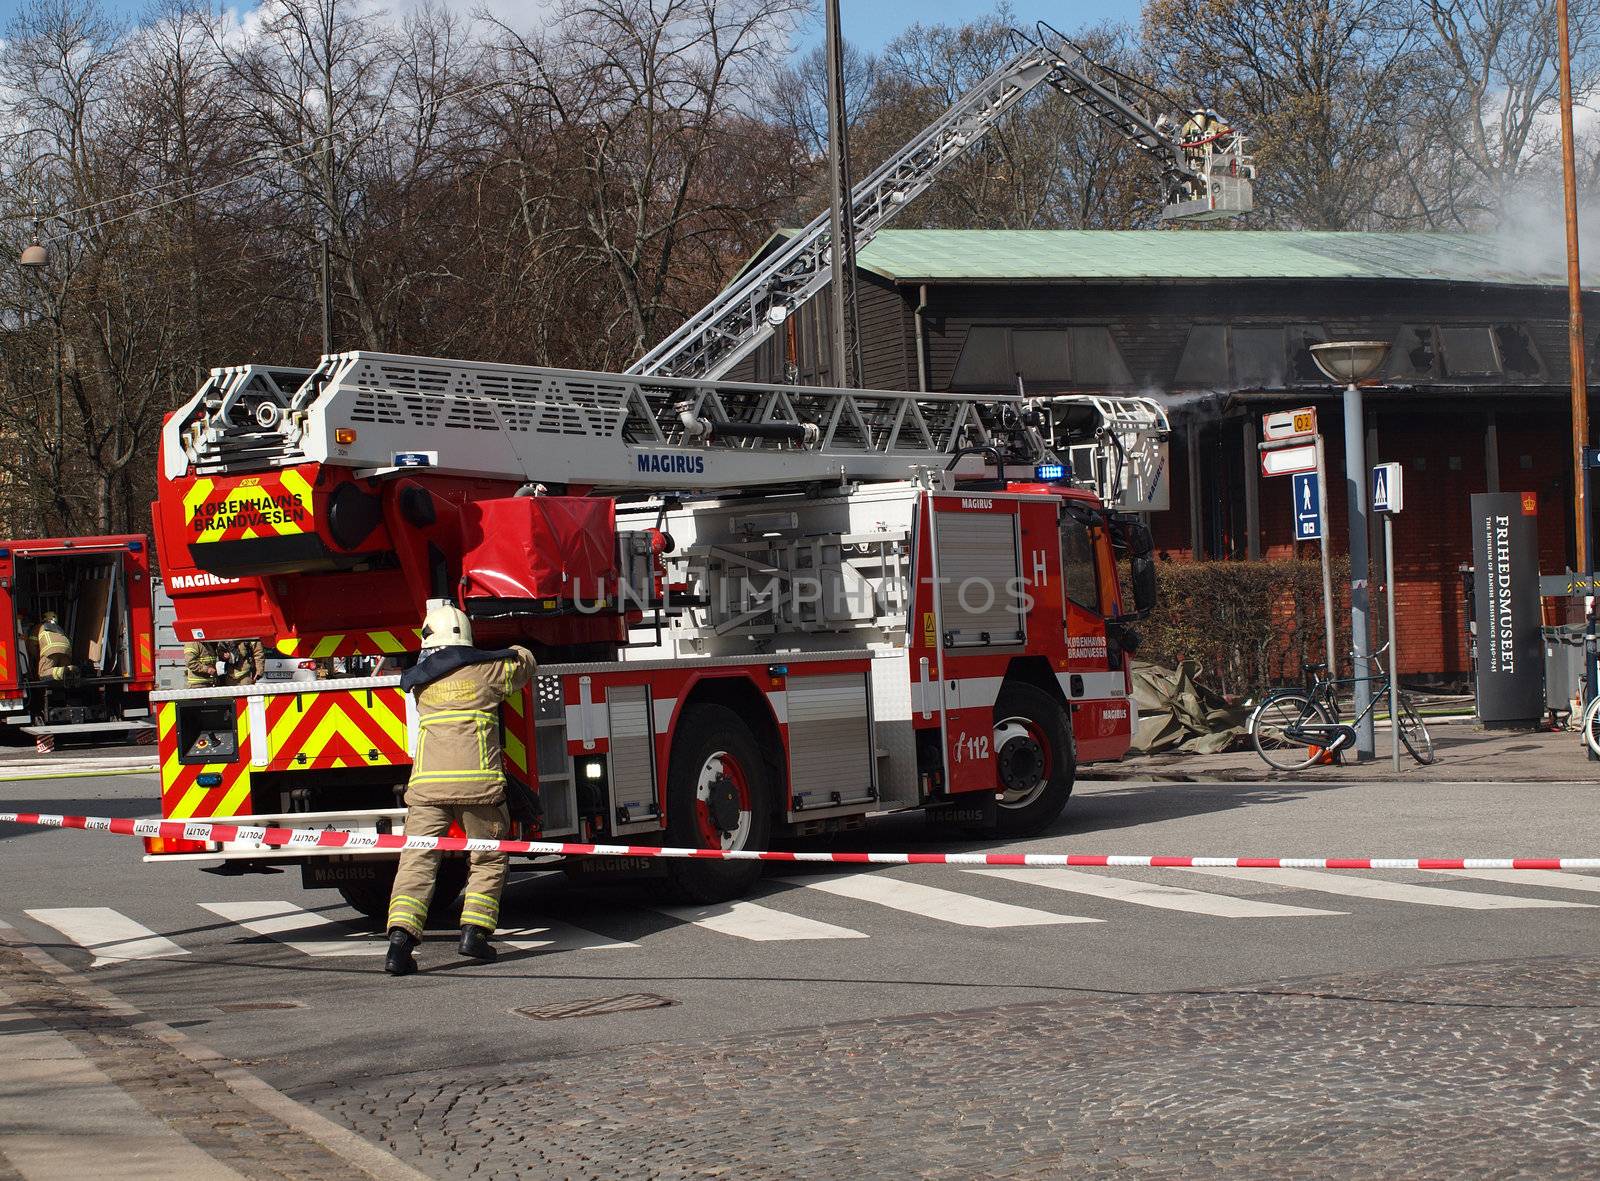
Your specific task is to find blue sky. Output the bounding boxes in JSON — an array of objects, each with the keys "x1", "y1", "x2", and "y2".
[
  {"x1": 0, "y1": 0, "x2": 1147, "y2": 51},
  {"x1": 831, "y1": 0, "x2": 1143, "y2": 49}
]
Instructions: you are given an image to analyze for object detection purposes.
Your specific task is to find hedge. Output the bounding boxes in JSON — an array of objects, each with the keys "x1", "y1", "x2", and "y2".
[{"x1": 1134, "y1": 558, "x2": 1353, "y2": 699}]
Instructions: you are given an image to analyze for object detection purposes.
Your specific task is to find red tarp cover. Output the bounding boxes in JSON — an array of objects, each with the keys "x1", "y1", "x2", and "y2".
[{"x1": 460, "y1": 497, "x2": 617, "y2": 603}]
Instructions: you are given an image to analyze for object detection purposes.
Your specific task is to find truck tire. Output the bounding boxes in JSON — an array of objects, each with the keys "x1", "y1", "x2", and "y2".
[
  {"x1": 663, "y1": 704, "x2": 774, "y2": 904},
  {"x1": 336, "y1": 856, "x2": 469, "y2": 928},
  {"x1": 990, "y1": 682, "x2": 1076, "y2": 838}
]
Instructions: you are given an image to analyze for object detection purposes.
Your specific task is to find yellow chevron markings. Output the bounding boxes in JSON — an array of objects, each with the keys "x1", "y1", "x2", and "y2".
[
  {"x1": 504, "y1": 730, "x2": 528, "y2": 774},
  {"x1": 267, "y1": 689, "x2": 407, "y2": 765}
]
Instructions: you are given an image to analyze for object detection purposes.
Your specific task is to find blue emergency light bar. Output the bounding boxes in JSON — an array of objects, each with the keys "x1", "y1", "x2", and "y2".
[{"x1": 1034, "y1": 462, "x2": 1070, "y2": 482}]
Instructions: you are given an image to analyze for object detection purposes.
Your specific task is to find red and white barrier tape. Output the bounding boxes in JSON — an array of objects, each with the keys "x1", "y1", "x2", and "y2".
[{"x1": 1, "y1": 811, "x2": 1597, "y2": 871}]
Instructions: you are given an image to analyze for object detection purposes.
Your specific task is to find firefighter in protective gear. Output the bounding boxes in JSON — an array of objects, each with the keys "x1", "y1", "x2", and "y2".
[
  {"x1": 184, "y1": 639, "x2": 267, "y2": 688},
  {"x1": 33, "y1": 614, "x2": 75, "y2": 683},
  {"x1": 384, "y1": 600, "x2": 537, "y2": 976}
]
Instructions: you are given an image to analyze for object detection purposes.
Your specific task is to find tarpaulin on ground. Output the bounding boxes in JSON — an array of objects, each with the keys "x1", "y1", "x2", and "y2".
[{"x1": 1128, "y1": 660, "x2": 1251, "y2": 755}]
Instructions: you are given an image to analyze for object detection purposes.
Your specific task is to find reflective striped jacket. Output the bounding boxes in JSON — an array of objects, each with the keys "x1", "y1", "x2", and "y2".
[{"x1": 407, "y1": 646, "x2": 537, "y2": 806}]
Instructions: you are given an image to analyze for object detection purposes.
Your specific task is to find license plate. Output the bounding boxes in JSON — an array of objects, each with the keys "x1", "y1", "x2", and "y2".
[{"x1": 302, "y1": 856, "x2": 394, "y2": 889}]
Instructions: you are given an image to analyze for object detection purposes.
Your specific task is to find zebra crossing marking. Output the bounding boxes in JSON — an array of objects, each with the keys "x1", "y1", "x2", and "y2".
[
  {"x1": 25, "y1": 907, "x2": 190, "y2": 969},
  {"x1": 199, "y1": 900, "x2": 388, "y2": 957},
  {"x1": 1175, "y1": 867, "x2": 1595, "y2": 910},
  {"x1": 496, "y1": 922, "x2": 637, "y2": 952},
  {"x1": 651, "y1": 899, "x2": 868, "y2": 941},
  {"x1": 782, "y1": 873, "x2": 1099, "y2": 927},
  {"x1": 968, "y1": 868, "x2": 1346, "y2": 918},
  {"x1": 1425, "y1": 868, "x2": 1600, "y2": 895}
]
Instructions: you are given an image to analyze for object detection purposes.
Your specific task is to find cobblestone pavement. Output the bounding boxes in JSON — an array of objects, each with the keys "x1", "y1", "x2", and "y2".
[
  {"x1": 312, "y1": 954, "x2": 1600, "y2": 1179},
  {"x1": 0, "y1": 929, "x2": 425, "y2": 1180}
]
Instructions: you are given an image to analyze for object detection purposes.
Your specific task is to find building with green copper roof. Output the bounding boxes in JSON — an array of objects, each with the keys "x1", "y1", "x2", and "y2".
[
  {"x1": 847, "y1": 230, "x2": 1569, "y2": 288},
  {"x1": 729, "y1": 228, "x2": 1594, "y2": 680}
]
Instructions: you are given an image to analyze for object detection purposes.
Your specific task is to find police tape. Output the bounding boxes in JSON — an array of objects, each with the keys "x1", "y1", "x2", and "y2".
[{"x1": 1, "y1": 811, "x2": 1597, "y2": 871}]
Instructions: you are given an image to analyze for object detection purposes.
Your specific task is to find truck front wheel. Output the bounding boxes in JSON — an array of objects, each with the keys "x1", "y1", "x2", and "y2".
[
  {"x1": 990, "y1": 682, "x2": 1076, "y2": 837},
  {"x1": 663, "y1": 704, "x2": 774, "y2": 904}
]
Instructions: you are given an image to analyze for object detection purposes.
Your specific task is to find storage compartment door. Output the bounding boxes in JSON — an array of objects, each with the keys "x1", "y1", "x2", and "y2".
[
  {"x1": 786, "y1": 671, "x2": 876, "y2": 814},
  {"x1": 935, "y1": 510, "x2": 1024, "y2": 648}
]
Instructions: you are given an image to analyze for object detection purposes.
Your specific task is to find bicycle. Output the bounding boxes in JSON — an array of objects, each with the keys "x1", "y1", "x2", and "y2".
[
  {"x1": 1581, "y1": 692, "x2": 1600, "y2": 759},
  {"x1": 1248, "y1": 644, "x2": 1436, "y2": 771}
]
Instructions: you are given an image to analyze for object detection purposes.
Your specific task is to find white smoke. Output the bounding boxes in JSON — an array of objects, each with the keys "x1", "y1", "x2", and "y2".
[{"x1": 1491, "y1": 181, "x2": 1600, "y2": 285}]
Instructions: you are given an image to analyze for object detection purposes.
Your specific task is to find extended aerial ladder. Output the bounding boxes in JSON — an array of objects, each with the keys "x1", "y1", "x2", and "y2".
[
  {"x1": 629, "y1": 22, "x2": 1254, "y2": 385},
  {"x1": 622, "y1": 23, "x2": 1236, "y2": 512}
]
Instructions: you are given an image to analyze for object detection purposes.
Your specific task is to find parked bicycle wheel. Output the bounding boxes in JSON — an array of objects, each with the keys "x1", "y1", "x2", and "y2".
[
  {"x1": 1582, "y1": 695, "x2": 1600, "y2": 760},
  {"x1": 1248, "y1": 692, "x2": 1336, "y2": 771},
  {"x1": 1397, "y1": 696, "x2": 1436, "y2": 765}
]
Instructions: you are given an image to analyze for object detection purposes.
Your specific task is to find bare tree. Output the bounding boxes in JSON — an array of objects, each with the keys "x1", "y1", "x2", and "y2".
[
  {"x1": 1143, "y1": 0, "x2": 1427, "y2": 228},
  {"x1": 489, "y1": 0, "x2": 810, "y2": 364},
  {"x1": 1408, "y1": 0, "x2": 1600, "y2": 225},
  {"x1": 218, "y1": 0, "x2": 401, "y2": 349}
]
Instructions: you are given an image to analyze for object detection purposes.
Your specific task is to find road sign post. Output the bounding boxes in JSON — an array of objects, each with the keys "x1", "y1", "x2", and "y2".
[
  {"x1": 1261, "y1": 411, "x2": 1338, "y2": 683},
  {"x1": 1315, "y1": 439, "x2": 1337, "y2": 679},
  {"x1": 1371, "y1": 463, "x2": 1404, "y2": 771}
]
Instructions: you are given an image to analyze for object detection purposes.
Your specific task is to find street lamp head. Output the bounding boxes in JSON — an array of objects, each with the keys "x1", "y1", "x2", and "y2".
[
  {"x1": 18, "y1": 242, "x2": 47, "y2": 268},
  {"x1": 1310, "y1": 340, "x2": 1389, "y2": 385}
]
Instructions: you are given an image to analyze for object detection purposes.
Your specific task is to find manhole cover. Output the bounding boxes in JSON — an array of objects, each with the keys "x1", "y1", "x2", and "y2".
[
  {"x1": 217, "y1": 1000, "x2": 306, "y2": 1013},
  {"x1": 514, "y1": 994, "x2": 674, "y2": 1021}
]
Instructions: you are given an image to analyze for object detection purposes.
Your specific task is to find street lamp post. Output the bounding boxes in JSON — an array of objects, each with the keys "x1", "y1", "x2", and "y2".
[{"x1": 1311, "y1": 341, "x2": 1391, "y2": 761}]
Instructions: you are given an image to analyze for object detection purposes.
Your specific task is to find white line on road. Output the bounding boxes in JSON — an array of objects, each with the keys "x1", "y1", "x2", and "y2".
[
  {"x1": 784, "y1": 873, "x2": 1099, "y2": 927},
  {"x1": 497, "y1": 922, "x2": 637, "y2": 951},
  {"x1": 25, "y1": 907, "x2": 190, "y2": 969},
  {"x1": 200, "y1": 901, "x2": 387, "y2": 957},
  {"x1": 1424, "y1": 868, "x2": 1600, "y2": 895},
  {"x1": 652, "y1": 899, "x2": 868, "y2": 941},
  {"x1": 1174, "y1": 867, "x2": 1596, "y2": 910},
  {"x1": 968, "y1": 868, "x2": 1345, "y2": 918}
]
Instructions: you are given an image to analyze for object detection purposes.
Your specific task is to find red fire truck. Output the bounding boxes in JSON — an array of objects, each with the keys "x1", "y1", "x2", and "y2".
[
  {"x1": 137, "y1": 26, "x2": 1229, "y2": 913},
  {"x1": 145, "y1": 356, "x2": 1156, "y2": 914},
  {"x1": 0, "y1": 534, "x2": 157, "y2": 749}
]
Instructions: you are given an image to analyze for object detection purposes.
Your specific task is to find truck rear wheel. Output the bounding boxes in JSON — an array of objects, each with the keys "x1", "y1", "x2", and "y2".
[
  {"x1": 336, "y1": 856, "x2": 469, "y2": 928},
  {"x1": 990, "y1": 682, "x2": 1075, "y2": 837},
  {"x1": 663, "y1": 704, "x2": 774, "y2": 904}
]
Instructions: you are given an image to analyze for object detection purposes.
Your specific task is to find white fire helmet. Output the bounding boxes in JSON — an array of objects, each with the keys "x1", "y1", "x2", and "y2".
[{"x1": 420, "y1": 599, "x2": 473, "y2": 650}]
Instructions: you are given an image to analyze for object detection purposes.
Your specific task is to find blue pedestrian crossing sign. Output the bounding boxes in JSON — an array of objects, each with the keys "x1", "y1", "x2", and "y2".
[
  {"x1": 1292, "y1": 472, "x2": 1321, "y2": 540},
  {"x1": 1371, "y1": 462, "x2": 1404, "y2": 513}
]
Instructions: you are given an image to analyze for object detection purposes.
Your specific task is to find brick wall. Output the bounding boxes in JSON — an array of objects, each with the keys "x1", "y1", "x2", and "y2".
[{"x1": 1156, "y1": 403, "x2": 1575, "y2": 679}]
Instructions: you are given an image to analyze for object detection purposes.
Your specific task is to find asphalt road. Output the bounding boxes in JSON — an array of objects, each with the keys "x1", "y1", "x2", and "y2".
[{"x1": 2, "y1": 765, "x2": 1595, "y2": 1107}]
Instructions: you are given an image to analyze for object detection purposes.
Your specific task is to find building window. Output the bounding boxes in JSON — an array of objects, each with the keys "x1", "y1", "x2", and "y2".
[
  {"x1": 1069, "y1": 327, "x2": 1133, "y2": 385},
  {"x1": 1175, "y1": 325, "x2": 1228, "y2": 386},
  {"x1": 1388, "y1": 326, "x2": 1437, "y2": 380},
  {"x1": 1234, "y1": 328, "x2": 1287, "y2": 388},
  {"x1": 950, "y1": 326, "x2": 1013, "y2": 388},
  {"x1": 949, "y1": 325, "x2": 1131, "y2": 390},
  {"x1": 1174, "y1": 324, "x2": 1327, "y2": 389},
  {"x1": 1439, "y1": 327, "x2": 1501, "y2": 377},
  {"x1": 1011, "y1": 330, "x2": 1071, "y2": 385},
  {"x1": 1288, "y1": 325, "x2": 1330, "y2": 381},
  {"x1": 1493, "y1": 325, "x2": 1542, "y2": 379}
]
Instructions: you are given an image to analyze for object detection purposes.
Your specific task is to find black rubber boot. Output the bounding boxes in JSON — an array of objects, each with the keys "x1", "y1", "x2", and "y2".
[
  {"x1": 384, "y1": 928, "x2": 418, "y2": 976},
  {"x1": 458, "y1": 924, "x2": 497, "y2": 961}
]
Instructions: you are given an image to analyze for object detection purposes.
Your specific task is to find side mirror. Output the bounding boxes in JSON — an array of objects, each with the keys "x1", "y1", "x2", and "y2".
[
  {"x1": 1131, "y1": 554, "x2": 1158, "y2": 616},
  {"x1": 1116, "y1": 519, "x2": 1157, "y2": 619}
]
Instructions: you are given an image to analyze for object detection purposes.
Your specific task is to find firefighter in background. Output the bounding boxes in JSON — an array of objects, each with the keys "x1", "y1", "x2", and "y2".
[
  {"x1": 384, "y1": 600, "x2": 537, "y2": 976},
  {"x1": 184, "y1": 638, "x2": 267, "y2": 688},
  {"x1": 33, "y1": 613, "x2": 76, "y2": 683}
]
